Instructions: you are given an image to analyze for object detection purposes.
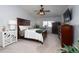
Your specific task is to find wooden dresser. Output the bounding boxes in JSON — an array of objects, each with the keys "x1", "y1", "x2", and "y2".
[
  {"x1": 52, "y1": 22, "x2": 61, "y2": 34},
  {"x1": 60, "y1": 24, "x2": 74, "y2": 47}
]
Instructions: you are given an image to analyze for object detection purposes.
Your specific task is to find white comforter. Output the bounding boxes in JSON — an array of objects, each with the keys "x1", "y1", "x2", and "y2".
[{"x1": 24, "y1": 29, "x2": 43, "y2": 42}]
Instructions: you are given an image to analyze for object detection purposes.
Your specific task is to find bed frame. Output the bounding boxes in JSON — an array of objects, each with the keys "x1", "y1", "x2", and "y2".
[
  {"x1": 17, "y1": 18, "x2": 30, "y2": 39},
  {"x1": 17, "y1": 18, "x2": 47, "y2": 44}
]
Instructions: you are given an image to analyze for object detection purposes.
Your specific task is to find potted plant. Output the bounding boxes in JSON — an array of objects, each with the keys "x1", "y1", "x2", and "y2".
[{"x1": 60, "y1": 45, "x2": 79, "y2": 53}]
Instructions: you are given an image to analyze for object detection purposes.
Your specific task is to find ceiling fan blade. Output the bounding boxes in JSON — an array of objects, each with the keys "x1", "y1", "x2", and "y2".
[
  {"x1": 34, "y1": 10, "x2": 39, "y2": 12},
  {"x1": 44, "y1": 10, "x2": 50, "y2": 12},
  {"x1": 34, "y1": 5, "x2": 50, "y2": 15},
  {"x1": 34, "y1": 10, "x2": 38, "y2": 12},
  {"x1": 36, "y1": 11, "x2": 40, "y2": 14}
]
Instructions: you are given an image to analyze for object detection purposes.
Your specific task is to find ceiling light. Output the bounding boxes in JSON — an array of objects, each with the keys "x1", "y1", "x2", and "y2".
[{"x1": 40, "y1": 12, "x2": 44, "y2": 14}]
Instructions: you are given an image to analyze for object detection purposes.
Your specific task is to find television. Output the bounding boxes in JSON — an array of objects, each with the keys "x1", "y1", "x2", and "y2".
[{"x1": 63, "y1": 8, "x2": 72, "y2": 22}]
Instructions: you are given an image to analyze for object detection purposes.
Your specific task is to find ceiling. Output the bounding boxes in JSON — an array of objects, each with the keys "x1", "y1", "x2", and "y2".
[{"x1": 20, "y1": 5, "x2": 69, "y2": 18}]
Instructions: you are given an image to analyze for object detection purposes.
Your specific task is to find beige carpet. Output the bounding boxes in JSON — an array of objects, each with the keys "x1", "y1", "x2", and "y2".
[{"x1": 0, "y1": 33, "x2": 61, "y2": 53}]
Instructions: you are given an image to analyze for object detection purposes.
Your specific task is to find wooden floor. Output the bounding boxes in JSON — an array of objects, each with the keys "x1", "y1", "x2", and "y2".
[{"x1": 0, "y1": 33, "x2": 61, "y2": 53}]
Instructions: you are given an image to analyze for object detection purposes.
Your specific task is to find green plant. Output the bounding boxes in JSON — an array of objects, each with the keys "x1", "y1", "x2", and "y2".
[{"x1": 60, "y1": 45, "x2": 79, "y2": 53}]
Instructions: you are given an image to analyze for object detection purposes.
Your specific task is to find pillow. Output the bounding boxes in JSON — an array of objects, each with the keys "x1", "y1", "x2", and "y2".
[
  {"x1": 36, "y1": 29, "x2": 44, "y2": 33},
  {"x1": 8, "y1": 24, "x2": 16, "y2": 31},
  {"x1": 0, "y1": 26, "x2": 5, "y2": 31},
  {"x1": 19, "y1": 26, "x2": 29, "y2": 31}
]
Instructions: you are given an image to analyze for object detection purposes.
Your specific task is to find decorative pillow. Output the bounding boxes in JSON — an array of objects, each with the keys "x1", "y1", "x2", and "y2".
[
  {"x1": 0, "y1": 26, "x2": 5, "y2": 31},
  {"x1": 36, "y1": 29, "x2": 44, "y2": 33},
  {"x1": 19, "y1": 26, "x2": 29, "y2": 31}
]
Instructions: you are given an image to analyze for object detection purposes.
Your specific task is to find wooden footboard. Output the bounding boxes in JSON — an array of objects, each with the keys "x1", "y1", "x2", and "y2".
[
  {"x1": 24, "y1": 30, "x2": 47, "y2": 44},
  {"x1": 18, "y1": 30, "x2": 47, "y2": 44},
  {"x1": 42, "y1": 30, "x2": 47, "y2": 40}
]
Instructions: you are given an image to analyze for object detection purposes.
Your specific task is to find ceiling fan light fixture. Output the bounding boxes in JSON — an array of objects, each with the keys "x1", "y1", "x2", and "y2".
[
  {"x1": 39, "y1": 11, "x2": 45, "y2": 15},
  {"x1": 35, "y1": 5, "x2": 50, "y2": 16}
]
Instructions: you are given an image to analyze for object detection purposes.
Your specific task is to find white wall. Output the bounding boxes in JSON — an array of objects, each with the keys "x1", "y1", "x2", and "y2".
[
  {"x1": 0, "y1": 5, "x2": 35, "y2": 28},
  {"x1": 34, "y1": 16, "x2": 61, "y2": 33},
  {"x1": 68, "y1": 6, "x2": 79, "y2": 45},
  {"x1": 35, "y1": 16, "x2": 61, "y2": 26},
  {"x1": 0, "y1": 5, "x2": 62, "y2": 31}
]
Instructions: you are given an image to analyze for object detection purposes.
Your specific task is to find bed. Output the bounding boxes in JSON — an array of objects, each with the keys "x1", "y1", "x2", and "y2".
[{"x1": 17, "y1": 18, "x2": 47, "y2": 43}]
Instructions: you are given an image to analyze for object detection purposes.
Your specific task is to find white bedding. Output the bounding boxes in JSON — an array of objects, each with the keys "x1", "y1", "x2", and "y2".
[{"x1": 24, "y1": 29, "x2": 43, "y2": 42}]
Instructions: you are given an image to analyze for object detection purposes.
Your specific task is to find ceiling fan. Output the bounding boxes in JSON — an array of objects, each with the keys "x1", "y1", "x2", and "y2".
[{"x1": 34, "y1": 5, "x2": 50, "y2": 15}]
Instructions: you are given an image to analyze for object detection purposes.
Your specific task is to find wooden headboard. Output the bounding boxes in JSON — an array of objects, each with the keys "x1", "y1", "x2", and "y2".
[{"x1": 17, "y1": 18, "x2": 30, "y2": 39}]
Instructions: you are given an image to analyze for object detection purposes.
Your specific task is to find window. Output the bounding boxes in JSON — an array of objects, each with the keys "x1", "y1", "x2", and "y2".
[
  {"x1": 43, "y1": 21, "x2": 48, "y2": 27},
  {"x1": 43, "y1": 21, "x2": 55, "y2": 27}
]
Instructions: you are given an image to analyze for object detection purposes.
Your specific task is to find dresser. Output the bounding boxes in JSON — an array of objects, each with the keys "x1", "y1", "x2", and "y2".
[
  {"x1": 0, "y1": 31, "x2": 17, "y2": 47},
  {"x1": 52, "y1": 22, "x2": 61, "y2": 34},
  {"x1": 60, "y1": 24, "x2": 73, "y2": 47}
]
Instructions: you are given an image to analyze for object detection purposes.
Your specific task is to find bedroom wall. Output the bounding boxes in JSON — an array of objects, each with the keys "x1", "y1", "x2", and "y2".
[
  {"x1": 67, "y1": 5, "x2": 79, "y2": 45},
  {"x1": 35, "y1": 16, "x2": 61, "y2": 26},
  {"x1": 34, "y1": 16, "x2": 62, "y2": 33},
  {"x1": 0, "y1": 5, "x2": 62, "y2": 32},
  {"x1": 0, "y1": 5, "x2": 35, "y2": 28}
]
